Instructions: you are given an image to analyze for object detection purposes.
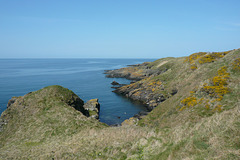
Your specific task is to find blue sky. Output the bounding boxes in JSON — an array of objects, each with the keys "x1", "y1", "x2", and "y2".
[{"x1": 0, "y1": 0, "x2": 239, "y2": 58}]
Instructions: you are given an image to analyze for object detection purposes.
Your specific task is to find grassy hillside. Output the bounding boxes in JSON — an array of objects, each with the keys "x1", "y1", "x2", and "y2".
[
  {"x1": 139, "y1": 49, "x2": 240, "y2": 127},
  {"x1": 0, "y1": 49, "x2": 239, "y2": 159},
  {"x1": 136, "y1": 49, "x2": 240, "y2": 159}
]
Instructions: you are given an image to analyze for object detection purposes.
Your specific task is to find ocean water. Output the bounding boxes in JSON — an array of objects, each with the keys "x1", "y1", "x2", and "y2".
[{"x1": 0, "y1": 59, "x2": 155, "y2": 125}]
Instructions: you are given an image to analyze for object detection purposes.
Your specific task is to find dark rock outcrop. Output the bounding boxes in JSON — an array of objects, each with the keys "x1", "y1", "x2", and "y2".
[
  {"x1": 170, "y1": 88, "x2": 178, "y2": 96},
  {"x1": 111, "y1": 84, "x2": 127, "y2": 89},
  {"x1": 7, "y1": 97, "x2": 17, "y2": 108},
  {"x1": 111, "y1": 81, "x2": 120, "y2": 85},
  {"x1": 112, "y1": 82, "x2": 168, "y2": 111},
  {"x1": 133, "y1": 111, "x2": 149, "y2": 120},
  {"x1": 65, "y1": 95, "x2": 87, "y2": 116}
]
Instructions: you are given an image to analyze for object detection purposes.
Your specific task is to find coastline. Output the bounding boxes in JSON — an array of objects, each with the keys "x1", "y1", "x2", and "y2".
[
  {"x1": 0, "y1": 49, "x2": 239, "y2": 159},
  {"x1": 104, "y1": 59, "x2": 177, "y2": 112}
]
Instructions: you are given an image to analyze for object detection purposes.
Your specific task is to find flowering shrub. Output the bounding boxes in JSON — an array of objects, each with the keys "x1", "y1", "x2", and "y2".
[
  {"x1": 202, "y1": 66, "x2": 230, "y2": 101},
  {"x1": 190, "y1": 64, "x2": 198, "y2": 70},
  {"x1": 198, "y1": 51, "x2": 230, "y2": 64},
  {"x1": 213, "y1": 105, "x2": 222, "y2": 111},
  {"x1": 179, "y1": 66, "x2": 230, "y2": 112},
  {"x1": 184, "y1": 52, "x2": 207, "y2": 64},
  {"x1": 180, "y1": 96, "x2": 197, "y2": 110},
  {"x1": 184, "y1": 51, "x2": 231, "y2": 70}
]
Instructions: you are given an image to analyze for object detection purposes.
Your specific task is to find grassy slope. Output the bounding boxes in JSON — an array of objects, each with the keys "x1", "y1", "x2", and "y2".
[
  {"x1": 137, "y1": 49, "x2": 240, "y2": 159},
  {"x1": 0, "y1": 86, "x2": 106, "y2": 159},
  {"x1": 0, "y1": 49, "x2": 239, "y2": 159}
]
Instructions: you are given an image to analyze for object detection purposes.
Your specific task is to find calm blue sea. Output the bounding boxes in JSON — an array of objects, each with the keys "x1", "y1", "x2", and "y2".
[{"x1": 0, "y1": 59, "x2": 155, "y2": 125}]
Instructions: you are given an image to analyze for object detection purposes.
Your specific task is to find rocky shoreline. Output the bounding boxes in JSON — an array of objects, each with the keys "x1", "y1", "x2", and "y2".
[
  {"x1": 105, "y1": 62, "x2": 177, "y2": 112},
  {"x1": 104, "y1": 61, "x2": 178, "y2": 125}
]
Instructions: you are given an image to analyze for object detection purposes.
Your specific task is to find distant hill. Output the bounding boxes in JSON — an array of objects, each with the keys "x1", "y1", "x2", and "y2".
[{"x1": 1, "y1": 49, "x2": 239, "y2": 159}]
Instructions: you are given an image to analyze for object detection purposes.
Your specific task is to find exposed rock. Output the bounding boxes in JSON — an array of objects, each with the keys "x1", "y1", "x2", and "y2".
[
  {"x1": 105, "y1": 63, "x2": 171, "y2": 111},
  {"x1": 7, "y1": 97, "x2": 17, "y2": 108},
  {"x1": 111, "y1": 81, "x2": 128, "y2": 89},
  {"x1": 108, "y1": 68, "x2": 174, "y2": 111},
  {"x1": 111, "y1": 81, "x2": 120, "y2": 85},
  {"x1": 157, "y1": 95, "x2": 166, "y2": 102},
  {"x1": 121, "y1": 117, "x2": 139, "y2": 126},
  {"x1": 104, "y1": 62, "x2": 169, "y2": 84},
  {"x1": 127, "y1": 64, "x2": 141, "y2": 67},
  {"x1": 0, "y1": 118, "x2": 7, "y2": 132},
  {"x1": 110, "y1": 124, "x2": 121, "y2": 127},
  {"x1": 113, "y1": 83, "x2": 167, "y2": 111},
  {"x1": 147, "y1": 100, "x2": 159, "y2": 110},
  {"x1": 83, "y1": 99, "x2": 100, "y2": 119},
  {"x1": 133, "y1": 111, "x2": 149, "y2": 119},
  {"x1": 111, "y1": 84, "x2": 127, "y2": 89},
  {"x1": 66, "y1": 95, "x2": 86, "y2": 116},
  {"x1": 170, "y1": 88, "x2": 178, "y2": 96},
  {"x1": 104, "y1": 67, "x2": 145, "y2": 81},
  {"x1": 130, "y1": 81, "x2": 137, "y2": 84}
]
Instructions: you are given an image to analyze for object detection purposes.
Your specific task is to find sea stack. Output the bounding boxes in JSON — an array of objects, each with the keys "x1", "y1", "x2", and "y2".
[{"x1": 83, "y1": 99, "x2": 100, "y2": 119}]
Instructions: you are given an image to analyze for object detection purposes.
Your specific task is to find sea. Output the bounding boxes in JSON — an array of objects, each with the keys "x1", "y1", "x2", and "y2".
[{"x1": 0, "y1": 59, "x2": 156, "y2": 125}]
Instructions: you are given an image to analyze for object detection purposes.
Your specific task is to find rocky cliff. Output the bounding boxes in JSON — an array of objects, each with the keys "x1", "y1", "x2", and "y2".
[{"x1": 106, "y1": 49, "x2": 240, "y2": 115}]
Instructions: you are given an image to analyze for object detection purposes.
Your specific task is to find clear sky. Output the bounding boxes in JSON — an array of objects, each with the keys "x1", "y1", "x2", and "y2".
[{"x1": 0, "y1": 0, "x2": 239, "y2": 58}]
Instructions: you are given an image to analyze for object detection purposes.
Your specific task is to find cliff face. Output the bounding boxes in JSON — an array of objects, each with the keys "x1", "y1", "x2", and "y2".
[
  {"x1": 0, "y1": 49, "x2": 239, "y2": 159},
  {"x1": 105, "y1": 57, "x2": 183, "y2": 110}
]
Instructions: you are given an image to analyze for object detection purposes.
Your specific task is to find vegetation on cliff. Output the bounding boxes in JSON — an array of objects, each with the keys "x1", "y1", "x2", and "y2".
[
  {"x1": 0, "y1": 49, "x2": 239, "y2": 159},
  {"x1": 108, "y1": 48, "x2": 240, "y2": 159}
]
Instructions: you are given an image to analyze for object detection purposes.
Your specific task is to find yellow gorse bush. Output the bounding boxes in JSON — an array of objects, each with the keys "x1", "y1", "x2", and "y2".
[
  {"x1": 198, "y1": 51, "x2": 230, "y2": 64},
  {"x1": 180, "y1": 96, "x2": 197, "y2": 107},
  {"x1": 184, "y1": 52, "x2": 207, "y2": 64},
  {"x1": 190, "y1": 64, "x2": 198, "y2": 70},
  {"x1": 185, "y1": 51, "x2": 231, "y2": 70},
  {"x1": 179, "y1": 66, "x2": 230, "y2": 112},
  {"x1": 202, "y1": 66, "x2": 230, "y2": 101}
]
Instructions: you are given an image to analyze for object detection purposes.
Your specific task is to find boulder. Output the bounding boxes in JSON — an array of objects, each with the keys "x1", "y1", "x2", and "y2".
[
  {"x1": 133, "y1": 111, "x2": 149, "y2": 119},
  {"x1": 157, "y1": 95, "x2": 166, "y2": 102},
  {"x1": 83, "y1": 99, "x2": 100, "y2": 119},
  {"x1": 111, "y1": 81, "x2": 120, "y2": 85},
  {"x1": 147, "y1": 100, "x2": 159, "y2": 110},
  {"x1": 170, "y1": 88, "x2": 178, "y2": 96}
]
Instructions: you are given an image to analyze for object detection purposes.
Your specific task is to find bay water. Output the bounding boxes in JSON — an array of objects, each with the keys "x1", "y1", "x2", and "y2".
[{"x1": 0, "y1": 59, "x2": 155, "y2": 125}]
